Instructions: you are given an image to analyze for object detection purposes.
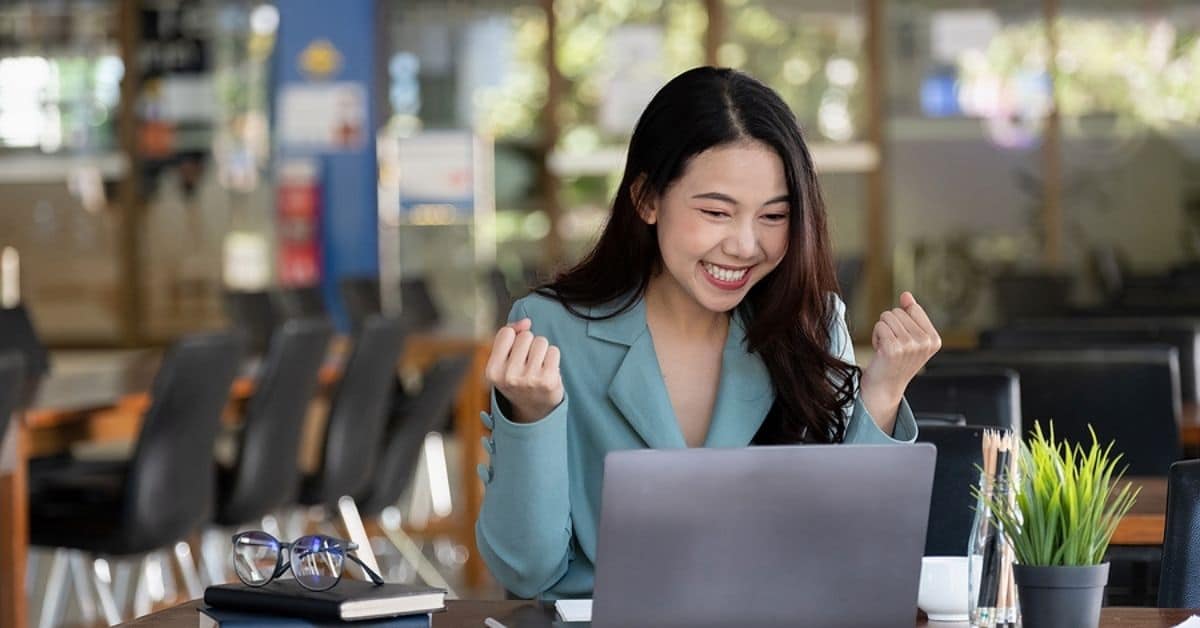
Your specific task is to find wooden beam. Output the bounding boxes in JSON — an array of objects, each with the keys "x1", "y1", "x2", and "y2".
[
  {"x1": 1041, "y1": 0, "x2": 1063, "y2": 268},
  {"x1": 864, "y1": 0, "x2": 893, "y2": 319},
  {"x1": 704, "y1": 0, "x2": 725, "y2": 66},
  {"x1": 539, "y1": 0, "x2": 565, "y2": 267},
  {"x1": 117, "y1": 0, "x2": 144, "y2": 345}
]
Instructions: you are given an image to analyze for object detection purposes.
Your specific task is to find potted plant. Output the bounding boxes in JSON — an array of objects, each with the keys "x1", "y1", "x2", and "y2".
[{"x1": 980, "y1": 423, "x2": 1139, "y2": 628}]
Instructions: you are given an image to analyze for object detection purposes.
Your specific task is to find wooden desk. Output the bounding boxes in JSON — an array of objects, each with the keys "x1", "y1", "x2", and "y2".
[
  {"x1": 1112, "y1": 477, "x2": 1168, "y2": 547},
  {"x1": 118, "y1": 599, "x2": 1200, "y2": 628}
]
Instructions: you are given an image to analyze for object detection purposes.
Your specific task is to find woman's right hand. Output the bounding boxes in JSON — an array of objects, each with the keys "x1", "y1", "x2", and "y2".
[{"x1": 485, "y1": 318, "x2": 564, "y2": 423}]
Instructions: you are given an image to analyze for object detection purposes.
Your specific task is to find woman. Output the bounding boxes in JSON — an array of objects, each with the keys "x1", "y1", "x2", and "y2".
[{"x1": 476, "y1": 67, "x2": 941, "y2": 599}]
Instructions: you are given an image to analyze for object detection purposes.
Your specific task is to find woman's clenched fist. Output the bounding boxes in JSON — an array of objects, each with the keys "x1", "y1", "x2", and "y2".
[{"x1": 485, "y1": 318, "x2": 564, "y2": 423}]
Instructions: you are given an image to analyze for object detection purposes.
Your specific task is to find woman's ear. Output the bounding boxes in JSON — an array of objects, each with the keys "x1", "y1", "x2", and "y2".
[{"x1": 631, "y1": 175, "x2": 658, "y2": 225}]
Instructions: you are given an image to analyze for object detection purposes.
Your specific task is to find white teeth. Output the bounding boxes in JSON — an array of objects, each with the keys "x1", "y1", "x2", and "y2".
[{"x1": 703, "y1": 262, "x2": 748, "y2": 283}]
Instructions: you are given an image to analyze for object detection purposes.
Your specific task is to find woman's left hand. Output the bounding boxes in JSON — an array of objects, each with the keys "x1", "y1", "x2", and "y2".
[{"x1": 860, "y1": 291, "x2": 942, "y2": 425}]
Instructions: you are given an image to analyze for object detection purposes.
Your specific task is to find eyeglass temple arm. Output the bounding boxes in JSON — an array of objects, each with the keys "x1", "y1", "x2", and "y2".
[{"x1": 345, "y1": 553, "x2": 386, "y2": 585}]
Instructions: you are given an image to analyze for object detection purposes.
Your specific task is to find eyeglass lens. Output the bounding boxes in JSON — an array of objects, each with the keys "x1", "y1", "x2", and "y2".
[
  {"x1": 291, "y1": 535, "x2": 345, "y2": 591},
  {"x1": 232, "y1": 531, "x2": 280, "y2": 586}
]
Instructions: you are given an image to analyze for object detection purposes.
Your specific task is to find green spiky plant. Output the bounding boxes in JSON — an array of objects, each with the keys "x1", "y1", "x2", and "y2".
[{"x1": 978, "y1": 422, "x2": 1140, "y2": 566}]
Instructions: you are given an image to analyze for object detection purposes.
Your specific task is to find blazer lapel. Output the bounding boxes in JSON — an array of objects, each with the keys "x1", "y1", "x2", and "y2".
[
  {"x1": 587, "y1": 297, "x2": 687, "y2": 450},
  {"x1": 704, "y1": 311, "x2": 775, "y2": 447}
]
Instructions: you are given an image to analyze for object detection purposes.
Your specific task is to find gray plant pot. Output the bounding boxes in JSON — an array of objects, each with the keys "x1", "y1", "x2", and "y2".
[{"x1": 1013, "y1": 563, "x2": 1109, "y2": 628}]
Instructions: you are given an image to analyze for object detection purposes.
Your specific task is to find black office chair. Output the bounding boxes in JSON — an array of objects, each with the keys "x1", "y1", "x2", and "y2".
[
  {"x1": 354, "y1": 353, "x2": 471, "y2": 591},
  {"x1": 915, "y1": 412, "x2": 967, "y2": 426},
  {"x1": 29, "y1": 331, "x2": 243, "y2": 624},
  {"x1": 835, "y1": 256, "x2": 864, "y2": 314},
  {"x1": 222, "y1": 290, "x2": 280, "y2": 355},
  {"x1": 275, "y1": 284, "x2": 327, "y2": 321},
  {"x1": 929, "y1": 348, "x2": 1182, "y2": 476},
  {"x1": 981, "y1": 320, "x2": 1200, "y2": 404},
  {"x1": 339, "y1": 276, "x2": 382, "y2": 332},
  {"x1": 917, "y1": 424, "x2": 985, "y2": 556},
  {"x1": 0, "y1": 304, "x2": 50, "y2": 404},
  {"x1": 1160, "y1": 459, "x2": 1200, "y2": 607},
  {"x1": 0, "y1": 351, "x2": 23, "y2": 446},
  {"x1": 905, "y1": 367, "x2": 1022, "y2": 433},
  {"x1": 399, "y1": 277, "x2": 441, "y2": 333},
  {"x1": 990, "y1": 272, "x2": 1073, "y2": 323},
  {"x1": 486, "y1": 267, "x2": 514, "y2": 328},
  {"x1": 213, "y1": 319, "x2": 333, "y2": 527},
  {"x1": 299, "y1": 315, "x2": 406, "y2": 508},
  {"x1": 358, "y1": 354, "x2": 472, "y2": 518}
]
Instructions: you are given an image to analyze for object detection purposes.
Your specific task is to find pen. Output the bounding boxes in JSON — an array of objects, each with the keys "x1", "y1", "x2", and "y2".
[{"x1": 483, "y1": 617, "x2": 508, "y2": 628}]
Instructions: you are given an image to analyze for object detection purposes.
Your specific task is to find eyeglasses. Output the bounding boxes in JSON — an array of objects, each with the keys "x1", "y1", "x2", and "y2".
[{"x1": 231, "y1": 531, "x2": 385, "y2": 591}]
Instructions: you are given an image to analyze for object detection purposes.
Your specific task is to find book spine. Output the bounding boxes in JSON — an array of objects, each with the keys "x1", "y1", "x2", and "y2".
[{"x1": 203, "y1": 590, "x2": 343, "y2": 622}]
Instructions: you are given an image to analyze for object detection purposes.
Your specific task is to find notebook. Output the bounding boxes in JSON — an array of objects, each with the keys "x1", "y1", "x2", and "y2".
[
  {"x1": 204, "y1": 580, "x2": 445, "y2": 621},
  {"x1": 198, "y1": 607, "x2": 430, "y2": 627},
  {"x1": 554, "y1": 600, "x2": 592, "y2": 622}
]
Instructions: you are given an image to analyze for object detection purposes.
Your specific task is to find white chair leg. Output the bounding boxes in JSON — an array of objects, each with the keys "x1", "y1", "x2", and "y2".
[
  {"x1": 25, "y1": 547, "x2": 40, "y2": 598},
  {"x1": 37, "y1": 549, "x2": 70, "y2": 628},
  {"x1": 173, "y1": 541, "x2": 204, "y2": 599},
  {"x1": 423, "y1": 432, "x2": 454, "y2": 519},
  {"x1": 110, "y1": 559, "x2": 134, "y2": 618},
  {"x1": 199, "y1": 529, "x2": 227, "y2": 587},
  {"x1": 152, "y1": 551, "x2": 175, "y2": 604},
  {"x1": 408, "y1": 447, "x2": 433, "y2": 529},
  {"x1": 68, "y1": 550, "x2": 99, "y2": 624},
  {"x1": 377, "y1": 505, "x2": 458, "y2": 598},
  {"x1": 92, "y1": 557, "x2": 123, "y2": 626},
  {"x1": 261, "y1": 514, "x2": 284, "y2": 540},
  {"x1": 336, "y1": 496, "x2": 382, "y2": 578},
  {"x1": 130, "y1": 555, "x2": 157, "y2": 618}
]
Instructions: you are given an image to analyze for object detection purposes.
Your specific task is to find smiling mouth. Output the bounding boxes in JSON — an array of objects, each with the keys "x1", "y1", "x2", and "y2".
[{"x1": 701, "y1": 261, "x2": 752, "y2": 283}]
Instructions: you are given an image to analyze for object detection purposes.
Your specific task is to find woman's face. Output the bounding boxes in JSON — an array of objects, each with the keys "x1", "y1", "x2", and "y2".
[{"x1": 641, "y1": 141, "x2": 792, "y2": 314}]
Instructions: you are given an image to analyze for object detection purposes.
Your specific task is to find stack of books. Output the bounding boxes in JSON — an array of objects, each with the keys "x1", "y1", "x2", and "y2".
[{"x1": 199, "y1": 580, "x2": 446, "y2": 627}]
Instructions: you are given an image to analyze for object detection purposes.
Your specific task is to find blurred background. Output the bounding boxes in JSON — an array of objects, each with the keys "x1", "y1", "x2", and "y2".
[
  {"x1": 3, "y1": 0, "x2": 1200, "y2": 625},
  {"x1": 1, "y1": 0, "x2": 1197, "y2": 346}
]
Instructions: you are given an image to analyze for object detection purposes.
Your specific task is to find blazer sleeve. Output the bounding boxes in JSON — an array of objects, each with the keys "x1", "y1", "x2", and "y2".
[
  {"x1": 475, "y1": 298, "x2": 575, "y2": 598},
  {"x1": 828, "y1": 294, "x2": 919, "y2": 444}
]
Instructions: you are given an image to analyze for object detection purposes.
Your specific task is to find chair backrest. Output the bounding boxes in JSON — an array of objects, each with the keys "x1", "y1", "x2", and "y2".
[
  {"x1": 222, "y1": 290, "x2": 280, "y2": 355},
  {"x1": 486, "y1": 268, "x2": 513, "y2": 329},
  {"x1": 905, "y1": 367, "x2": 1022, "y2": 433},
  {"x1": 835, "y1": 256, "x2": 864, "y2": 313},
  {"x1": 0, "y1": 304, "x2": 49, "y2": 404},
  {"x1": 916, "y1": 424, "x2": 985, "y2": 556},
  {"x1": 399, "y1": 277, "x2": 440, "y2": 332},
  {"x1": 1160, "y1": 459, "x2": 1200, "y2": 607},
  {"x1": 124, "y1": 332, "x2": 243, "y2": 549},
  {"x1": 981, "y1": 320, "x2": 1200, "y2": 403},
  {"x1": 357, "y1": 353, "x2": 472, "y2": 517},
  {"x1": 0, "y1": 351, "x2": 24, "y2": 447},
  {"x1": 339, "y1": 276, "x2": 382, "y2": 331},
  {"x1": 216, "y1": 318, "x2": 333, "y2": 526},
  {"x1": 915, "y1": 412, "x2": 966, "y2": 426},
  {"x1": 991, "y1": 272, "x2": 1073, "y2": 323},
  {"x1": 930, "y1": 348, "x2": 1182, "y2": 476},
  {"x1": 275, "y1": 285, "x2": 327, "y2": 320},
  {"x1": 306, "y1": 315, "x2": 405, "y2": 506}
]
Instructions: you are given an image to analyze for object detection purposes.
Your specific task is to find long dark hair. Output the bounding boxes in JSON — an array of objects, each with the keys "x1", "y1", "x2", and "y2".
[{"x1": 537, "y1": 66, "x2": 857, "y2": 444}]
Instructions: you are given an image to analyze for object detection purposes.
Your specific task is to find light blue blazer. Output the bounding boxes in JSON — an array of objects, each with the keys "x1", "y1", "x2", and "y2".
[{"x1": 475, "y1": 291, "x2": 918, "y2": 599}]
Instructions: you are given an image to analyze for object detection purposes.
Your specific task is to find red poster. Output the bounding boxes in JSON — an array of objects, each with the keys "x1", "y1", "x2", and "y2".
[{"x1": 277, "y1": 161, "x2": 321, "y2": 287}]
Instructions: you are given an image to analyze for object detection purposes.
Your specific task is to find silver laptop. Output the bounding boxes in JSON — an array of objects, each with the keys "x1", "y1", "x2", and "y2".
[{"x1": 591, "y1": 444, "x2": 936, "y2": 628}]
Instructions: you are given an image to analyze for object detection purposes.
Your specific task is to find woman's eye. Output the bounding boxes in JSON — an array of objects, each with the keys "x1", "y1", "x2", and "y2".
[
  {"x1": 699, "y1": 209, "x2": 729, "y2": 218},
  {"x1": 762, "y1": 213, "x2": 789, "y2": 222}
]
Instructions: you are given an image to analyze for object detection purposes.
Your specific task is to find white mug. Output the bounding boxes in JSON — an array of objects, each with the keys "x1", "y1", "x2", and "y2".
[{"x1": 918, "y1": 556, "x2": 970, "y2": 622}]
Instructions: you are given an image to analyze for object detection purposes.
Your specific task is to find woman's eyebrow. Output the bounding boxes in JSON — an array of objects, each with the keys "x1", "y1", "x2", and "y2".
[{"x1": 690, "y1": 192, "x2": 791, "y2": 207}]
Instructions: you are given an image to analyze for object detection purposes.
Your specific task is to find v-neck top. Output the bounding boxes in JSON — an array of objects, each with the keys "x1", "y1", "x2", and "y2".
[{"x1": 474, "y1": 291, "x2": 918, "y2": 599}]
